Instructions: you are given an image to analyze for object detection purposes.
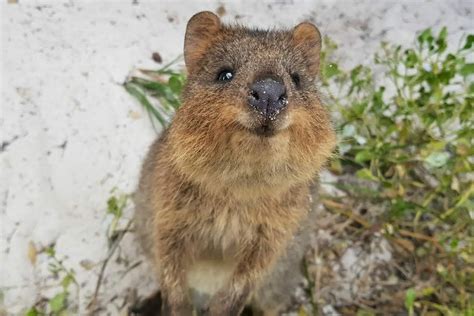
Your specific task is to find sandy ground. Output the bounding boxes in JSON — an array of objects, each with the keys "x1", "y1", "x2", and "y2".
[{"x1": 1, "y1": 0, "x2": 472, "y2": 314}]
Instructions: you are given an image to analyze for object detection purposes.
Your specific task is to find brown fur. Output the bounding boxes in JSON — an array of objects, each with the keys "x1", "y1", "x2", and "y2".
[{"x1": 134, "y1": 11, "x2": 336, "y2": 316}]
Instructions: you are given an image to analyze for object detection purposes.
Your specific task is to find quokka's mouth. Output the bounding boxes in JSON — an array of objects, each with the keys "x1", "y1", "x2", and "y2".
[{"x1": 252, "y1": 121, "x2": 277, "y2": 137}]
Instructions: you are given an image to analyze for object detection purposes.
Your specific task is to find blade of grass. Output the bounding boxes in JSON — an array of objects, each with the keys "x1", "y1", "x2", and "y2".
[{"x1": 124, "y1": 82, "x2": 168, "y2": 128}]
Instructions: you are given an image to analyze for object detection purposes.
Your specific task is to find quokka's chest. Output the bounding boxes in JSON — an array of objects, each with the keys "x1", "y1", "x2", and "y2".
[
  {"x1": 195, "y1": 205, "x2": 255, "y2": 253},
  {"x1": 184, "y1": 209, "x2": 249, "y2": 309},
  {"x1": 186, "y1": 258, "x2": 237, "y2": 309},
  {"x1": 184, "y1": 193, "x2": 306, "y2": 252}
]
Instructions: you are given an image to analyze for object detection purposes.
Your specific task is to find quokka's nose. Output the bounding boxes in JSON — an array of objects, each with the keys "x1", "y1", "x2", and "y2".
[{"x1": 248, "y1": 78, "x2": 288, "y2": 120}]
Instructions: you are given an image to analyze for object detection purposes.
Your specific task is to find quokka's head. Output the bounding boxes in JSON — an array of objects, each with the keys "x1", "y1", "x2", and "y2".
[{"x1": 180, "y1": 11, "x2": 332, "y2": 139}]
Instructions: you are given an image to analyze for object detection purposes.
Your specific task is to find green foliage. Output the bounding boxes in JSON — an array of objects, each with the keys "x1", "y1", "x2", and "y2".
[
  {"x1": 322, "y1": 29, "x2": 473, "y2": 220},
  {"x1": 103, "y1": 191, "x2": 132, "y2": 255},
  {"x1": 321, "y1": 28, "x2": 473, "y2": 313},
  {"x1": 106, "y1": 192, "x2": 129, "y2": 246},
  {"x1": 405, "y1": 288, "x2": 416, "y2": 316}
]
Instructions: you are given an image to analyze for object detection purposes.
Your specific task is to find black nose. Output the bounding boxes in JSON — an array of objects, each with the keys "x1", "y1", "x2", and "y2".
[{"x1": 248, "y1": 78, "x2": 287, "y2": 120}]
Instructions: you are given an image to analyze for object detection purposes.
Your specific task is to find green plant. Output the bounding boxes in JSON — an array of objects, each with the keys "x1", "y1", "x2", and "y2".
[
  {"x1": 88, "y1": 191, "x2": 133, "y2": 313},
  {"x1": 105, "y1": 192, "x2": 130, "y2": 244},
  {"x1": 405, "y1": 288, "x2": 416, "y2": 316},
  {"x1": 24, "y1": 193, "x2": 133, "y2": 315},
  {"x1": 321, "y1": 28, "x2": 473, "y2": 313},
  {"x1": 124, "y1": 56, "x2": 185, "y2": 130},
  {"x1": 25, "y1": 246, "x2": 79, "y2": 316}
]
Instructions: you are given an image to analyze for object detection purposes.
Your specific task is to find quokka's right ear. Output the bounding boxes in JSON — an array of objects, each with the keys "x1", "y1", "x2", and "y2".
[{"x1": 184, "y1": 11, "x2": 221, "y2": 74}]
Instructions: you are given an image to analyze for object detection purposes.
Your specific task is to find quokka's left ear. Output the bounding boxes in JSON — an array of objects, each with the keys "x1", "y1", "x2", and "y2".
[{"x1": 292, "y1": 22, "x2": 322, "y2": 75}]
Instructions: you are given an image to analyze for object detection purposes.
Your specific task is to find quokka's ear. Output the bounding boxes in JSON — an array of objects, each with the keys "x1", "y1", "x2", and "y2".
[
  {"x1": 292, "y1": 22, "x2": 322, "y2": 75},
  {"x1": 184, "y1": 11, "x2": 221, "y2": 74}
]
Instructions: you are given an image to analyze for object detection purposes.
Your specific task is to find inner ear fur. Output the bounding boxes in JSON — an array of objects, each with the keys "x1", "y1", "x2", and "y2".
[
  {"x1": 184, "y1": 11, "x2": 221, "y2": 74},
  {"x1": 292, "y1": 22, "x2": 322, "y2": 75}
]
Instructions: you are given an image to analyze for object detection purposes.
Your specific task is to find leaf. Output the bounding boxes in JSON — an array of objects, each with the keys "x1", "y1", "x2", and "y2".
[
  {"x1": 356, "y1": 310, "x2": 376, "y2": 316},
  {"x1": 405, "y1": 288, "x2": 416, "y2": 310},
  {"x1": 61, "y1": 274, "x2": 75, "y2": 289},
  {"x1": 425, "y1": 141, "x2": 446, "y2": 151},
  {"x1": 451, "y1": 176, "x2": 460, "y2": 192},
  {"x1": 49, "y1": 292, "x2": 67, "y2": 313},
  {"x1": 48, "y1": 262, "x2": 60, "y2": 274},
  {"x1": 424, "y1": 151, "x2": 450, "y2": 168},
  {"x1": 453, "y1": 183, "x2": 474, "y2": 209},
  {"x1": 462, "y1": 34, "x2": 474, "y2": 50},
  {"x1": 435, "y1": 27, "x2": 447, "y2": 53},
  {"x1": 124, "y1": 83, "x2": 168, "y2": 128},
  {"x1": 329, "y1": 159, "x2": 343, "y2": 174},
  {"x1": 342, "y1": 124, "x2": 356, "y2": 138},
  {"x1": 25, "y1": 307, "x2": 39, "y2": 316},
  {"x1": 298, "y1": 306, "x2": 308, "y2": 316},
  {"x1": 45, "y1": 246, "x2": 55, "y2": 257},
  {"x1": 168, "y1": 75, "x2": 183, "y2": 95},
  {"x1": 421, "y1": 287, "x2": 435, "y2": 296},
  {"x1": 356, "y1": 168, "x2": 378, "y2": 181},
  {"x1": 324, "y1": 62, "x2": 340, "y2": 79},
  {"x1": 354, "y1": 135, "x2": 367, "y2": 145},
  {"x1": 404, "y1": 49, "x2": 418, "y2": 68},
  {"x1": 438, "y1": 26, "x2": 447, "y2": 42},
  {"x1": 338, "y1": 143, "x2": 351, "y2": 155},
  {"x1": 390, "y1": 199, "x2": 417, "y2": 218},
  {"x1": 107, "y1": 196, "x2": 121, "y2": 217},
  {"x1": 355, "y1": 150, "x2": 373, "y2": 163},
  {"x1": 418, "y1": 28, "x2": 433, "y2": 46},
  {"x1": 460, "y1": 63, "x2": 474, "y2": 77},
  {"x1": 449, "y1": 238, "x2": 459, "y2": 250}
]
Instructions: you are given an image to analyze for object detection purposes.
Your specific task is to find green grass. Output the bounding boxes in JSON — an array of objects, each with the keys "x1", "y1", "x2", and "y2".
[
  {"x1": 125, "y1": 27, "x2": 473, "y2": 314},
  {"x1": 124, "y1": 55, "x2": 185, "y2": 130}
]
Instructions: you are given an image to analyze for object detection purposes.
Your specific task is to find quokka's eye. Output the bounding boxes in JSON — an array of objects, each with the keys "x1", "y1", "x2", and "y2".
[
  {"x1": 217, "y1": 69, "x2": 234, "y2": 82},
  {"x1": 291, "y1": 73, "x2": 301, "y2": 88}
]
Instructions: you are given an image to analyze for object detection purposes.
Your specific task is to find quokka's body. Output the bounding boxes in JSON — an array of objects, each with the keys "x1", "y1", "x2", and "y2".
[{"x1": 134, "y1": 11, "x2": 336, "y2": 316}]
